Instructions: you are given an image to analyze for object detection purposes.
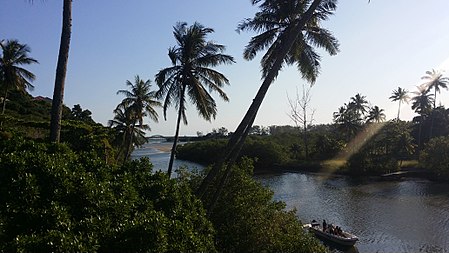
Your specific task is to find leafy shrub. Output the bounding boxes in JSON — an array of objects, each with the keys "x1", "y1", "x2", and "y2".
[
  {"x1": 180, "y1": 158, "x2": 327, "y2": 253},
  {"x1": 346, "y1": 150, "x2": 398, "y2": 175},
  {"x1": 420, "y1": 136, "x2": 449, "y2": 180},
  {"x1": 176, "y1": 139, "x2": 227, "y2": 165},
  {"x1": 0, "y1": 137, "x2": 215, "y2": 252},
  {"x1": 177, "y1": 136, "x2": 289, "y2": 171}
]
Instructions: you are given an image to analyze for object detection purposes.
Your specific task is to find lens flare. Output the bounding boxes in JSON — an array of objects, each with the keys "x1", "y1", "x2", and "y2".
[{"x1": 320, "y1": 122, "x2": 386, "y2": 177}]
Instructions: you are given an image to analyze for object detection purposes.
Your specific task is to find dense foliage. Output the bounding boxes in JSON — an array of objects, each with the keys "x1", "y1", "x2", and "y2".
[
  {"x1": 0, "y1": 137, "x2": 215, "y2": 252},
  {"x1": 420, "y1": 136, "x2": 449, "y2": 180},
  {"x1": 345, "y1": 121, "x2": 414, "y2": 175},
  {"x1": 177, "y1": 136, "x2": 289, "y2": 171},
  {"x1": 179, "y1": 158, "x2": 327, "y2": 253}
]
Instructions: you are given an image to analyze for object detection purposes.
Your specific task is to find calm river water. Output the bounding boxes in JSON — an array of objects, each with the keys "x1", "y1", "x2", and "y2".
[{"x1": 134, "y1": 142, "x2": 449, "y2": 253}]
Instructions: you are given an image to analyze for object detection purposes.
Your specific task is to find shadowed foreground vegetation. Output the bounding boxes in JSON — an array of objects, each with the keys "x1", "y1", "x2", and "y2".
[{"x1": 0, "y1": 135, "x2": 326, "y2": 252}]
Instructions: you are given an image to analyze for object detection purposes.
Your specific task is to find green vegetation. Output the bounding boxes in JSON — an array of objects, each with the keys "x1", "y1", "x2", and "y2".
[
  {"x1": 0, "y1": 137, "x2": 215, "y2": 252},
  {"x1": 179, "y1": 158, "x2": 327, "y2": 253},
  {"x1": 111, "y1": 75, "x2": 160, "y2": 162},
  {"x1": 155, "y1": 22, "x2": 235, "y2": 177},
  {"x1": 421, "y1": 136, "x2": 449, "y2": 179},
  {"x1": 4, "y1": 1, "x2": 449, "y2": 252},
  {"x1": 0, "y1": 39, "x2": 38, "y2": 115}
]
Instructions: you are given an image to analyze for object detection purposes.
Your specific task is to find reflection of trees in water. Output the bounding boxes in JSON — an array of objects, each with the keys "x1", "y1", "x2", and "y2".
[{"x1": 259, "y1": 173, "x2": 449, "y2": 253}]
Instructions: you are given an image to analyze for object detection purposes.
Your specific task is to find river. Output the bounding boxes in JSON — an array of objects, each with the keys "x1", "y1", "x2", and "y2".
[{"x1": 133, "y1": 142, "x2": 449, "y2": 253}]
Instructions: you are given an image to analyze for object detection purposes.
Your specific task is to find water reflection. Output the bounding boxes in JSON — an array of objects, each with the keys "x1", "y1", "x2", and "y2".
[
  {"x1": 256, "y1": 173, "x2": 449, "y2": 253},
  {"x1": 131, "y1": 141, "x2": 203, "y2": 176},
  {"x1": 134, "y1": 143, "x2": 449, "y2": 253}
]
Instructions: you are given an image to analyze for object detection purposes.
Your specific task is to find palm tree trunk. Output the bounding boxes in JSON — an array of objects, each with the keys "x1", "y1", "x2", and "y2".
[
  {"x1": 50, "y1": 0, "x2": 72, "y2": 143},
  {"x1": 434, "y1": 88, "x2": 437, "y2": 109},
  {"x1": 197, "y1": 0, "x2": 323, "y2": 200},
  {"x1": 124, "y1": 125, "x2": 134, "y2": 161},
  {"x1": 397, "y1": 100, "x2": 401, "y2": 121},
  {"x1": 167, "y1": 85, "x2": 186, "y2": 178}
]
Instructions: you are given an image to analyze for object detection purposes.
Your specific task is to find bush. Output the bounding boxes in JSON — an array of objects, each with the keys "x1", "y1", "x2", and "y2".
[
  {"x1": 176, "y1": 139, "x2": 227, "y2": 165},
  {"x1": 176, "y1": 136, "x2": 289, "y2": 172},
  {"x1": 420, "y1": 136, "x2": 449, "y2": 180},
  {"x1": 0, "y1": 137, "x2": 215, "y2": 252},
  {"x1": 181, "y1": 158, "x2": 327, "y2": 253}
]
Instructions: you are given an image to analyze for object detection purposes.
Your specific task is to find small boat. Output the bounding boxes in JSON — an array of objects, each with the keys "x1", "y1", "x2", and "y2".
[{"x1": 304, "y1": 222, "x2": 359, "y2": 247}]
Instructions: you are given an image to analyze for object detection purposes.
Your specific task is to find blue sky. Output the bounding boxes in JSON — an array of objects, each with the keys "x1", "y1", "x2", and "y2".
[{"x1": 2, "y1": 0, "x2": 449, "y2": 136}]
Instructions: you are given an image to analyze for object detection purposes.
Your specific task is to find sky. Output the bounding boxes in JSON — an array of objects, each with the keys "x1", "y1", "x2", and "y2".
[{"x1": 2, "y1": 0, "x2": 449, "y2": 136}]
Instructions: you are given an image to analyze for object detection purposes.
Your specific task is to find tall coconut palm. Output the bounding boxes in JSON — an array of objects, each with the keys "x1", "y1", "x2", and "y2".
[
  {"x1": 109, "y1": 106, "x2": 149, "y2": 162},
  {"x1": 0, "y1": 39, "x2": 38, "y2": 114},
  {"x1": 198, "y1": 0, "x2": 339, "y2": 203},
  {"x1": 49, "y1": 0, "x2": 72, "y2": 143},
  {"x1": 366, "y1": 106, "x2": 386, "y2": 123},
  {"x1": 117, "y1": 75, "x2": 160, "y2": 127},
  {"x1": 116, "y1": 75, "x2": 160, "y2": 160},
  {"x1": 389, "y1": 87, "x2": 409, "y2": 120},
  {"x1": 421, "y1": 69, "x2": 449, "y2": 108},
  {"x1": 155, "y1": 22, "x2": 235, "y2": 177}
]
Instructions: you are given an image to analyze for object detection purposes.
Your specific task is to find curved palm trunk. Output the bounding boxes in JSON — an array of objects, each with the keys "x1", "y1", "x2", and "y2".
[
  {"x1": 197, "y1": 0, "x2": 323, "y2": 201},
  {"x1": 167, "y1": 85, "x2": 186, "y2": 178},
  {"x1": 50, "y1": 0, "x2": 72, "y2": 143}
]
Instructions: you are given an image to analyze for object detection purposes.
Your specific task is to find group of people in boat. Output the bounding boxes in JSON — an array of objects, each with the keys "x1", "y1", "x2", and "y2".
[{"x1": 312, "y1": 219, "x2": 346, "y2": 238}]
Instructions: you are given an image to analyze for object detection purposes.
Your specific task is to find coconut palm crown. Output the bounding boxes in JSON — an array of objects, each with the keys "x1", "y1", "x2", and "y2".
[
  {"x1": 389, "y1": 87, "x2": 409, "y2": 120},
  {"x1": 116, "y1": 75, "x2": 160, "y2": 127},
  {"x1": 366, "y1": 105, "x2": 386, "y2": 123},
  {"x1": 155, "y1": 21, "x2": 235, "y2": 177},
  {"x1": 411, "y1": 85, "x2": 434, "y2": 117},
  {"x1": 238, "y1": 0, "x2": 339, "y2": 83},
  {"x1": 0, "y1": 39, "x2": 38, "y2": 114},
  {"x1": 421, "y1": 69, "x2": 449, "y2": 108}
]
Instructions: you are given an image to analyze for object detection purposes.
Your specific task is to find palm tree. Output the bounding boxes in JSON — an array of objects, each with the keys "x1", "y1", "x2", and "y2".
[
  {"x1": 349, "y1": 93, "x2": 369, "y2": 117},
  {"x1": 116, "y1": 75, "x2": 160, "y2": 160},
  {"x1": 0, "y1": 39, "x2": 38, "y2": 114},
  {"x1": 421, "y1": 69, "x2": 449, "y2": 108},
  {"x1": 411, "y1": 85, "x2": 433, "y2": 116},
  {"x1": 333, "y1": 105, "x2": 348, "y2": 123},
  {"x1": 366, "y1": 106, "x2": 386, "y2": 123},
  {"x1": 389, "y1": 87, "x2": 409, "y2": 120},
  {"x1": 155, "y1": 22, "x2": 235, "y2": 177},
  {"x1": 117, "y1": 75, "x2": 160, "y2": 127},
  {"x1": 49, "y1": 0, "x2": 72, "y2": 143},
  {"x1": 197, "y1": 0, "x2": 339, "y2": 203},
  {"x1": 333, "y1": 104, "x2": 362, "y2": 140},
  {"x1": 411, "y1": 85, "x2": 434, "y2": 152},
  {"x1": 109, "y1": 106, "x2": 149, "y2": 162}
]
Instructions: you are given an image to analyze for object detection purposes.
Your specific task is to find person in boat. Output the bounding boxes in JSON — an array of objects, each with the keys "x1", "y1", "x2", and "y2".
[
  {"x1": 328, "y1": 224, "x2": 335, "y2": 234},
  {"x1": 322, "y1": 219, "x2": 327, "y2": 232}
]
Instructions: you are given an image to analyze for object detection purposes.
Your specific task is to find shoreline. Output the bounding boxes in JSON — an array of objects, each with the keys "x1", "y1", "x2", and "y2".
[{"x1": 150, "y1": 143, "x2": 172, "y2": 153}]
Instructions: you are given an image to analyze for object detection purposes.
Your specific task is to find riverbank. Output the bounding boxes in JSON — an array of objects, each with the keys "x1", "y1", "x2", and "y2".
[{"x1": 255, "y1": 160, "x2": 438, "y2": 182}]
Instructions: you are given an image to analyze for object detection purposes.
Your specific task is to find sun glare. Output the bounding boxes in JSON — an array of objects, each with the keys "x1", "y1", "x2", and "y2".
[
  {"x1": 320, "y1": 122, "x2": 387, "y2": 177},
  {"x1": 438, "y1": 56, "x2": 449, "y2": 72}
]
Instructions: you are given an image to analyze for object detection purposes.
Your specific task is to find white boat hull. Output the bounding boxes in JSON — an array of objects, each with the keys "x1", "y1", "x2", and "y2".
[{"x1": 305, "y1": 224, "x2": 358, "y2": 247}]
